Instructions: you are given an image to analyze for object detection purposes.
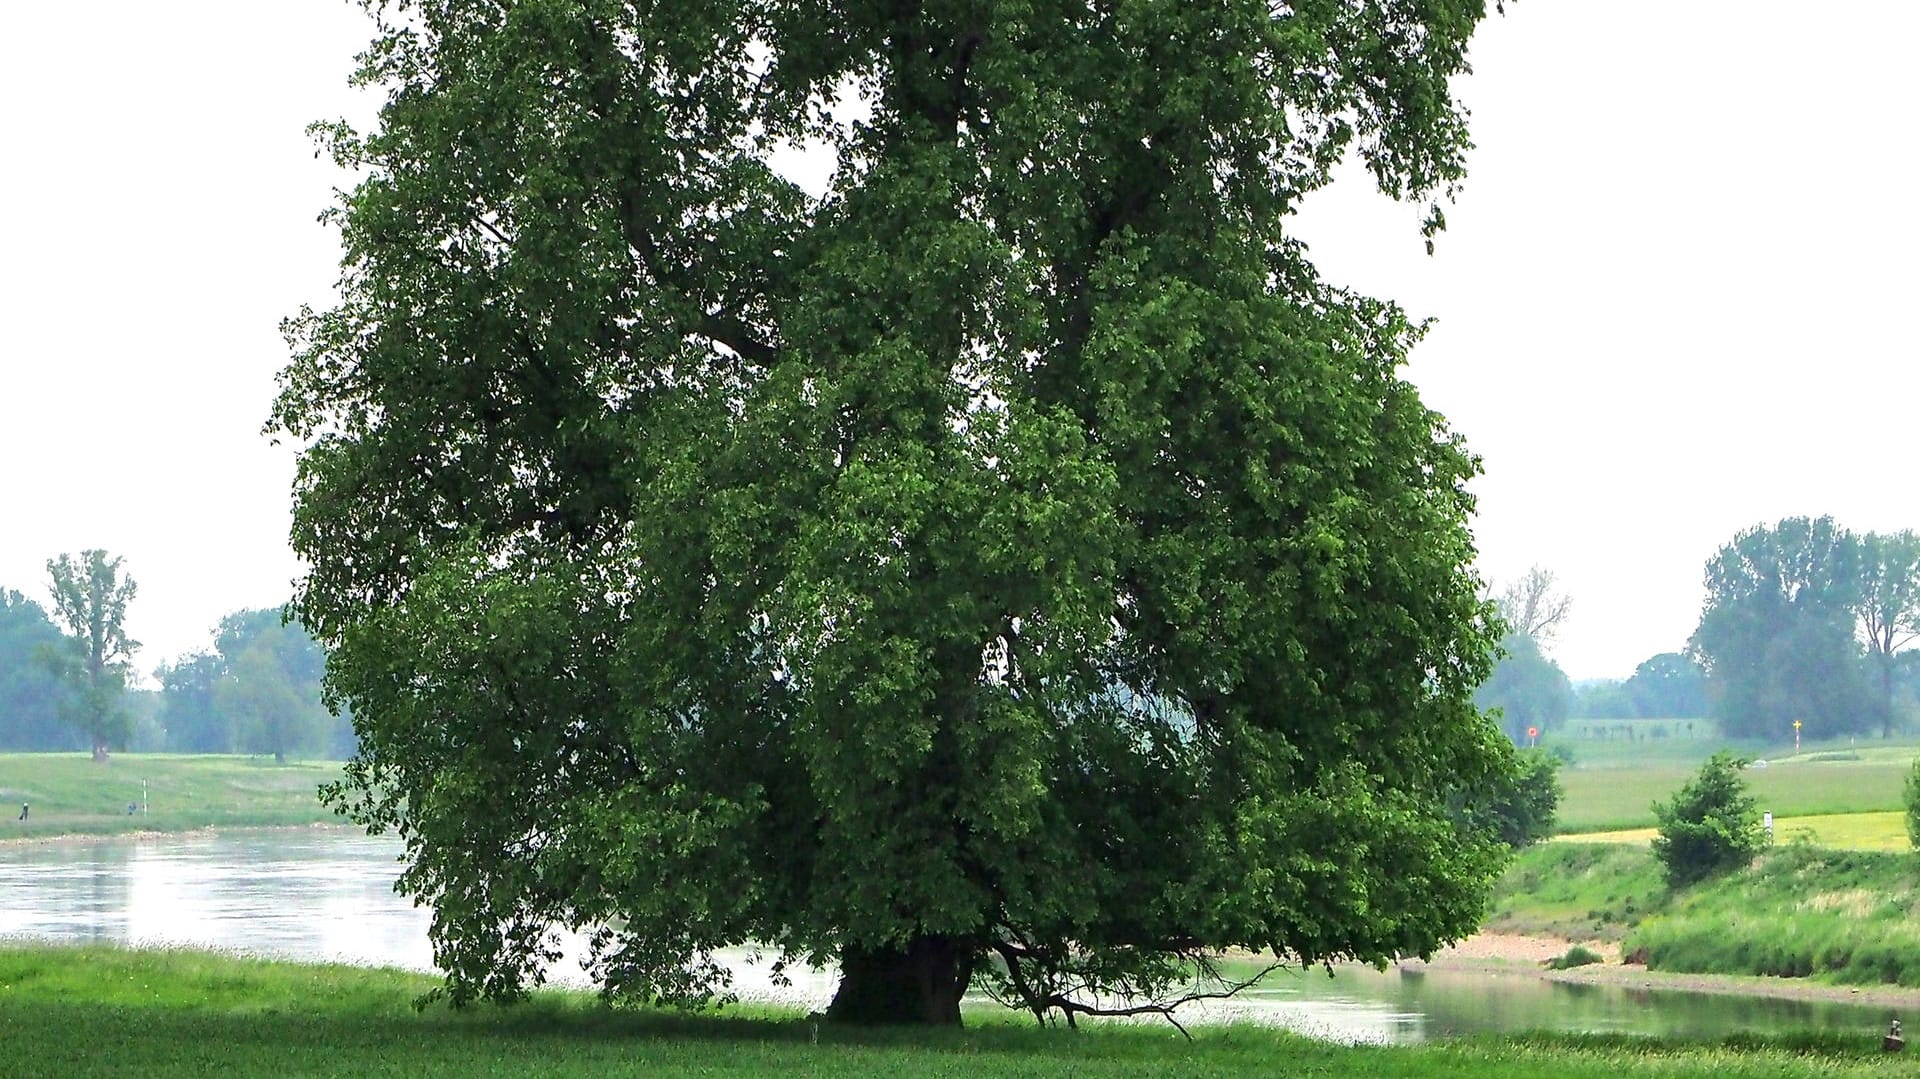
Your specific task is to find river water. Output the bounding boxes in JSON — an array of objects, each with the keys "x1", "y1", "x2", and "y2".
[{"x1": 0, "y1": 831, "x2": 1898, "y2": 1044}]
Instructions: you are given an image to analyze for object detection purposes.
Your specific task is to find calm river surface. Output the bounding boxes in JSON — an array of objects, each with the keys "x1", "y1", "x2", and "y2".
[{"x1": 0, "y1": 832, "x2": 1897, "y2": 1044}]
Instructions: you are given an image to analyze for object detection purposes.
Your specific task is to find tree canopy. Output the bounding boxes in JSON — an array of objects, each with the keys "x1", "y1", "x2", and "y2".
[
  {"x1": 1689, "y1": 517, "x2": 1920, "y2": 740},
  {"x1": 0, "y1": 590, "x2": 80, "y2": 751},
  {"x1": 160, "y1": 608, "x2": 340, "y2": 762},
  {"x1": 1474, "y1": 631, "x2": 1572, "y2": 741},
  {"x1": 44, "y1": 551, "x2": 139, "y2": 761},
  {"x1": 276, "y1": 0, "x2": 1513, "y2": 1025}
]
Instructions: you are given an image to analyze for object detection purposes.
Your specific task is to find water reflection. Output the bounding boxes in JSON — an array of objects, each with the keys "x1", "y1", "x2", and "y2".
[{"x1": 0, "y1": 832, "x2": 1898, "y2": 1042}]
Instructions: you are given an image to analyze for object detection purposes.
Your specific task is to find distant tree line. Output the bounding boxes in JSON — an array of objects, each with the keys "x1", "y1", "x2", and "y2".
[
  {"x1": 156, "y1": 608, "x2": 350, "y2": 762},
  {"x1": 1476, "y1": 517, "x2": 1920, "y2": 744},
  {"x1": 0, "y1": 551, "x2": 347, "y2": 759},
  {"x1": 1690, "y1": 517, "x2": 1920, "y2": 740}
]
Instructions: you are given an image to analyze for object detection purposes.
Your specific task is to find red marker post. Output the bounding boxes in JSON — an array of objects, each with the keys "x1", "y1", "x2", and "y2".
[{"x1": 1527, "y1": 726, "x2": 1538, "y2": 748}]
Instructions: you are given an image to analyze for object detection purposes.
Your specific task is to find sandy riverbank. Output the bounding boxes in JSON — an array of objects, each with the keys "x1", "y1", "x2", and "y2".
[{"x1": 1411, "y1": 931, "x2": 1920, "y2": 1010}]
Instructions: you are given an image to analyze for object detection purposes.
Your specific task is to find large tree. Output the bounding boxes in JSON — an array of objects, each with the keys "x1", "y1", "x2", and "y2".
[
  {"x1": 1474, "y1": 632, "x2": 1573, "y2": 742},
  {"x1": 1855, "y1": 531, "x2": 1920, "y2": 737},
  {"x1": 0, "y1": 589, "x2": 80, "y2": 751},
  {"x1": 1493, "y1": 565, "x2": 1572, "y2": 646},
  {"x1": 44, "y1": 551, "x2": 139, "y2": 762},
  {"x1": 160, "y1": 608, "x2": 340, "y2": 760},
  {"x1": 1689, "y1": 517, "x2": 1871, "y2": 740},
  {"x1": 276, "y1": 0, "x2": 1513, "y2": 1025},
  {"x1": 213, "y1": 608, "x2": 333, "y2": 763},
  {"x1": 1623, "y1": 652, "x2": 1707, "y2": 719}
]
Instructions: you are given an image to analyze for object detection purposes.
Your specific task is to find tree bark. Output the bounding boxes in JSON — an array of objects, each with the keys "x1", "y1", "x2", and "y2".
[{"x1": 826, "y1": 935, "x2": 972, "y2": 1025}]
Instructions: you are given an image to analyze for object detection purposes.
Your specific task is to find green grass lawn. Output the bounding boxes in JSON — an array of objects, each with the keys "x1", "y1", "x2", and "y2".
[
  {"x1": 0, "y1": 753, "x2": 344, "y2": 839},
  {"x1": 0, "y1": 945, "x2": 1908, "y2": 1078},
  {"x1": 1556, "y1": 755, "x2": 1915, "y2": 833},
  {"x1": 1563, "y1": 811, "x2": 1912, "y2": 852}
]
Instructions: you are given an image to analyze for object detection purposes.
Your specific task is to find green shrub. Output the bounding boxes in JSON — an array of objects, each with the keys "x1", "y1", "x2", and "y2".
[
  {"x1": 1484, "y1": 748, "x2": 1563, "y2": 849},
  {"x1": 1904, "y1": 754, "x2": 1920, "y2": 852},
  {"x1": 1547, "y1": 945, "x2": 1603, "y2": 970},
  {"x1": 1650, "y1": 751, "x2": 1762, "y2": 889}
]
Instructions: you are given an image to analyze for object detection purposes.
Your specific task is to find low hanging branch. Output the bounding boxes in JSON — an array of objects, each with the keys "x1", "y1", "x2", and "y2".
[{"x1": 986, "y1": 937, "x2": 1283, "y2": 1040}]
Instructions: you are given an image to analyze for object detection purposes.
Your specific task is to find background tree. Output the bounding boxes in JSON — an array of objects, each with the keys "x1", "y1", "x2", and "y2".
[
  {"x1": 276, "y1": 0, "x2": 1513, "y2": 1025},
  {"x1": 0, "y1": 589, "x2": 81, "y2": 751},
  {"x1": 1651, "y1": 752, "x2": 1762, "y2": 889},
  {"x1": 1455, "y1": 748, "x2": 1561, "y2": 849},
  {"x1": 156, "y1": 652, "x2": 228, "y2": 753},
  {"x1": 1494, "y1": 565, "x2": 1573, "y2": 645},
  {"x1": 44, "y1": 551, "x2": 138, "y2": 761},
  {"x1": 212, "y1": 608, "x2": 332, "y2": 763},
  {"x1": 1474, "y1": 632, "x2": 1573, "y2": 742},
  {"x1": 158, "y1": 608, "x2": 340, "y2": 760},
  {"x1": 1688, "y1": 517, "x2": 1871, "y2": 739},
  {"x1": 1855, "y1": 530, "x2": 1920, "y2": 737},
  {"x1": 1571, "y1": 678, "x2": 1635, "y2": 721},
  {"x1": 1623, "y1": 652, "x2": 1707, "y2": 719}
]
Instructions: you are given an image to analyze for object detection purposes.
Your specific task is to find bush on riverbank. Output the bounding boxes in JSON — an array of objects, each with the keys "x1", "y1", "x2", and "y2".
[
  {"x1": 1627, "y1": 844, "x2": 1920, "y2": 986},
  {"x1": 0, "y1": 944, "x2": 1901, "y2": 1078}
]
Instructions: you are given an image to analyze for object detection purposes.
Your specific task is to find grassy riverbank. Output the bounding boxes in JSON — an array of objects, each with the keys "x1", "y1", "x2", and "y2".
[
  {"x1": 0, "y1": 945, "x2": 1905, "y2": 1079},
  {"x1": 0, "y1": 753, "x2": 343, "y2": 839},
  {"x1": 1491, "y1": 842, "x2": 1920, "y2": 988}
]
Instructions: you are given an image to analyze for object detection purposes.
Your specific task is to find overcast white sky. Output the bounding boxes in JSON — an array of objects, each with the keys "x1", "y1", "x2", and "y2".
[{"x1": 2, "y1": 2, "x2": 1914, "y2": 682}]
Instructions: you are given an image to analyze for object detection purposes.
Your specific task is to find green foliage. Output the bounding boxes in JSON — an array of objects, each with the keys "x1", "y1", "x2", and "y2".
[
  {"x1": 1627, "y1": 845, "x2": 1920, "y2": 987},
  {"x1": 1476, "y1": 633, "x2": 1574, "y2": 741},
  {"x1": 1546, "y1": 945, "x2": 1603, "y2": 970},
  {"x1": 1458, "y1": 747, "x2": 1561, "y2": 849},
  {"x1": 1856, "y1": 530, "x2": 1920, "y2": 737},
  {"x1": 1651, "y1": 753, "x2": 1763, "y2": 889},
  {"x1": 274, "y1": 0, "x2": 1515, "y2": 1023},
  {"x1": 1689, "y1": 518, "x2": 1872, "y2": 740},
  {"x1": 158, "y1": 608, "x2": 344, "y2": 760},
  {"x1": 0, "y1": 589, "x2": 81, "y2": 751},
  {"x1": 1904, "y1": 754, "x2": 1920, "y2": 853},
  {"x1": 1624, "y1": 653, "x2": 1708, "y2": 719},
  {"x1": 43, "y1": 550, "x2": 139, "y2": 761}
]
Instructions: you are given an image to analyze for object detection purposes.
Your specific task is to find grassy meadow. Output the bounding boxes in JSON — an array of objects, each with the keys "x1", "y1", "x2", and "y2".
[
  {"x1": 1545, "y1": 721, "x2": 1918, "y2": 835},
  {"x1": 0, "y1": 944, "x2": 1908, "y2": 1079},
  {"x1": 0, "y1": 753, "x2": 344, "y2": 839}
]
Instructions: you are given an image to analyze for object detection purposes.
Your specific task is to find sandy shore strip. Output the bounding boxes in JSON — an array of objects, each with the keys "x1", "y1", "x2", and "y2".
[
  {"x1": 0, "y1": 822, "x2": 360, "y2": 849},
  {"x1": 1409, "y1": 932, "x2": 1920, "y2": 1010}
]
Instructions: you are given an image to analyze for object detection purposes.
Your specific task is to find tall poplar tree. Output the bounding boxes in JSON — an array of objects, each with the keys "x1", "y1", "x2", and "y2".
[
  {"x1": 45, "y1": 550, "x2": 139, "y2": 762},
  {"x1": 276, "y1": 0, "x2": 1513, "y2": 1025}
]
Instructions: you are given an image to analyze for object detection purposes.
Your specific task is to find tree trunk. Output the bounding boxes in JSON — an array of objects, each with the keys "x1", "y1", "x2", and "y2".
[
  {"x1": 1883, "y1": 656, "x2": 1896, "y2": 739},
  {"x1": 826, "y1": 935, "x2": 972, "y2": 1026}
]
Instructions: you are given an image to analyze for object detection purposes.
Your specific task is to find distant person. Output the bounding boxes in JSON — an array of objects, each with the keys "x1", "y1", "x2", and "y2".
[
  {"x1": 127, "y1": 803, "x2": 138, "y2": 816},
  {"x1": 17, "y1": 803, "x2": 26, "y2": 821}
]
